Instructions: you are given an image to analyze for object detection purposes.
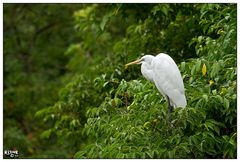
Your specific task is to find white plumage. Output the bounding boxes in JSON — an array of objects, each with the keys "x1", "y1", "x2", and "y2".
[{"x1": 125, "y1": 53, "x2": 187, "y2": 111}]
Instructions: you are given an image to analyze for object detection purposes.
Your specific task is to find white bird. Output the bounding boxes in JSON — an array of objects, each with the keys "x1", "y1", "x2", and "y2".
[{"x1": 125, "y1": 53, "x2": 187, "y2": 113}]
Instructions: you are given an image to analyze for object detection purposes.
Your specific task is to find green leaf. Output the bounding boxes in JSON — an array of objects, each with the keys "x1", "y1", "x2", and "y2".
[
  {"x1": 74, "y1": 151, "x2": 86, "y2": 158},
  {"x1": 146, "y1": 151, "x2": 154, "y2": 158},
  {"x1": 100, "y1": 15, "x2": 110, "y2": 31},
  {"x1": 216, "y1": 95, "x2": 223, "y2": 103},
  {"x1": 181, "y1": 62, "x2": 186, "y2": 71},
  {"x1": 223, "y1": 98, "x2": 230, "y2": 109},
  {"x1": 161, "y1": 6, "x2": 168, "y2": 16},
  {"x1": 210, "y1": 62, "x2": 220, "y2": 78},
  {"x1": 40, "y1": 129, "x2": 52, "y2": 139},
  {"x1": 198, "y1": 36, "x2": 203, "y2": 42},
  {"x1": 202, "y1": 94, "x2": 208, "y2": 103},
  {"x1": 167, "y1": 150, "x2": 174, "y2": 158},
  {"x1": 196, "y1": 59, "x2": 202, "y2": 72},
  {"x1": 35, "y1": 108, "x2": 48, "y2": 119},
  {"x1": 191, "y1": 65, "x2": 196, "y2": 75}
]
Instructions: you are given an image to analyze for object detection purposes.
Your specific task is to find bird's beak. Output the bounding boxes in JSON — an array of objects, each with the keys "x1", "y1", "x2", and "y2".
[{"x1": 125, "y1": 59, "x2": 141, "y2": 69}]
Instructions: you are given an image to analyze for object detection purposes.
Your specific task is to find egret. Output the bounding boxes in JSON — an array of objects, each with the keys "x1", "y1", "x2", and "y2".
[{"x1": 125, "y1": 53, "x2": 187, "y2": 113}]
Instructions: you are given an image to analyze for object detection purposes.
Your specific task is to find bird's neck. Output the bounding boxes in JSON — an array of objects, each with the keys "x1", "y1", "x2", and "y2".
[{"x1": 141, "y1": 62, "x2": 154, "y2": 82}]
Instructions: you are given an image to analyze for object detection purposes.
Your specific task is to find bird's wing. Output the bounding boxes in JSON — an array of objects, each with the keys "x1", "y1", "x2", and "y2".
[{"x1": 152, "y1": 54, "x2": 187, "y2": 108}]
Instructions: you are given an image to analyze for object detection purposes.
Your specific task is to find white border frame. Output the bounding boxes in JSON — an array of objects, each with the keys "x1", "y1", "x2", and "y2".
[{"x1": 1, "y1": 1, "x2": 239, "y2": 161}]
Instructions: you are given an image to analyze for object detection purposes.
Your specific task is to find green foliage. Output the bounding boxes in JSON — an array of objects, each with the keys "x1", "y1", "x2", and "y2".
[
  {"x1": 4, "y1": 126, "x2": 32, "y2": 158},
  {"x1": 5, "y1": 3, "x2": 236, "y2": 159},
  {"x1": 4, "y1": 4, "x2": 82, "y2": 158}
]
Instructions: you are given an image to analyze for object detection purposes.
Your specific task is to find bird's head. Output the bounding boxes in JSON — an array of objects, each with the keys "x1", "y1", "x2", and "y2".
[{"x1": 125, "y1": 55, "x2": 154, "y2": 68}]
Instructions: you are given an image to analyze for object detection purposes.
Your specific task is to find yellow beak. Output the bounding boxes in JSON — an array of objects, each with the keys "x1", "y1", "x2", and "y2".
[{"x1": 125, "y1": 59, "x2": 141, "y2": 69}]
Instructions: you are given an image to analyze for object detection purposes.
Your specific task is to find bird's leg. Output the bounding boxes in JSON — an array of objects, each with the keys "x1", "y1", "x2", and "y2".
[
  {"x1": 167, "y1": 96, "x2": 173, "y2": 133},
  {"x1": 167, "y1": 96, "x2": 173, "y2": 114},
  {"x1": 167, "y1": 96, "x2": 174, "y2": 121}
]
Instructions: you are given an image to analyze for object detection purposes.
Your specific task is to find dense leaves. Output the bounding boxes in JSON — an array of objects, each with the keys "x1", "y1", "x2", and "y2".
[
  {"x1": 3, "y1": 4, "x2": 82, "y2": 158},
  {"x1": 4, "y1": 4, "x2": 236, "y2": 158}
]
